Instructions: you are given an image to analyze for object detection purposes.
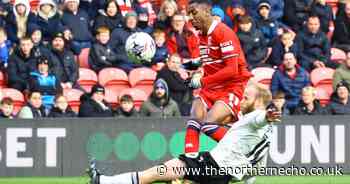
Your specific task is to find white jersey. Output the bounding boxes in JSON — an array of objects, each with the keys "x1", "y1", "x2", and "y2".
[{"x1": 210, "y1": 110, "x2": 274, "y2": 180}]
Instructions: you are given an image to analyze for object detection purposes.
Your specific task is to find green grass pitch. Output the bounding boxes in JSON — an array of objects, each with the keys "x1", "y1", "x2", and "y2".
[{"x1": 0, "y1": 176, "x2": 349, "y2": 184}]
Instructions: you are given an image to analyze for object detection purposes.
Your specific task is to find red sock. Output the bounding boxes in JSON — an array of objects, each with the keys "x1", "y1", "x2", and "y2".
[
  {"x1": 209, "y1": 126, "x2": 228, "y2": 142},
  {"x1": 184, "y1": 120, "x2": 201, "y2": 153}
]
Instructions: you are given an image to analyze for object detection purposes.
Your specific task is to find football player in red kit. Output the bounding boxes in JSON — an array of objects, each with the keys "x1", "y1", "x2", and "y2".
[{"x1": 184, "y1": 0, "x2": 252, "y2": 156}]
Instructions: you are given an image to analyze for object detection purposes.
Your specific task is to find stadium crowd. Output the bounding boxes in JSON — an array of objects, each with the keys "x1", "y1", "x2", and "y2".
[{"x1": 0, "y1": 0, "x2": 350, "y2": 119}]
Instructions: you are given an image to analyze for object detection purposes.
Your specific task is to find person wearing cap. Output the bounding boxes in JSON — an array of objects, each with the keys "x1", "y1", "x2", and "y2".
[
  {"x1": 5, "y1": 0, "x2": 37, "y2": 43},
  {"x1": 29, "y1": 55, "x2": 62, "y2": 110},
  {"x1": 255, "y1": 0, "x2": 286, "y2": 45},
  {"x1": 110, "y1": 11, "x2": 143, "y2": 73},
  {"x1": 140, "y1": 78, "x2": 181, "y2": 118},
  {"x1": 78, "y1": 84, "x2": 114, "y2": 117},
  {"x1": 244, "y1": 0, "x2": 284, "y2": 20},
  {"x1": 333, "y1": 52, "x2": 350, "y2": 90},
  {"x1": 50, "y1": 31, "x2": 79, "y2": 89},
  {"x1": 61, "y1": 0, "x2": 93, "y2": 53},
  {"x1": 36, "y1": 0, "x2": 63, "y2": 42},
  {"x1": 237, "y1": 15, "x2": 269, "y2": 69},
  {"x1": 327, "y1": 80, "x2": 350, "y2": 115},
  {"x1": 135, "y1": 6, "x2": 153, "y2": 34}
]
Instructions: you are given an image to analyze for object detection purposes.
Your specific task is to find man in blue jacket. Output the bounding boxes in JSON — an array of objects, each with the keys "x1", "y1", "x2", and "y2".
[
  {"x1": 271, "y1": 52, "x2": 310, "y2": 114},
  {"x1": 61, "y1": 0, "x2": 92, "y2": 53}
]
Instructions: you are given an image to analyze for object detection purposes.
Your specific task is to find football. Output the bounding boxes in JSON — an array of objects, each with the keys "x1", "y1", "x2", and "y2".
[{"x1": 125, "y1": 32, "x2": 156, "y2": 65}]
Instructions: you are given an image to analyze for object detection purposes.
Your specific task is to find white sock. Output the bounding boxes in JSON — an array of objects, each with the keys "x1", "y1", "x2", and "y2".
[
  {"x1": 99, "y1": 172, "x2": 138, "y2": 184},
  {"x1": 244, "y1": 176, "x2": 256, "y2": 184}
]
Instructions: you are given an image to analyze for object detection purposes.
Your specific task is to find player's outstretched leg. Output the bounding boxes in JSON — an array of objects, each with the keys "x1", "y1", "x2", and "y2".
[
  {"x1": 184, "y1": 119, "x2": 202, "y2": 156},
  {"x1": 88, "y1": 158, "x2": 186, "y2": 184},
  {"x1": 200, "y1": 123, "x2": 229, "y2": 142}
]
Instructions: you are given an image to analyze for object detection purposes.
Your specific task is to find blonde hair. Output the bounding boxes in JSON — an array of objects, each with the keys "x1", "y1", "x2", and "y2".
[
  {"x1": 248, "y1": 83, "x2": 272, "y2": 107},
  {"x1": 302, "y1": 86, "x2": 316, "y2": 96},
  {"x1": 158, "y1": 0, "x2": 178, "y2": 21}
]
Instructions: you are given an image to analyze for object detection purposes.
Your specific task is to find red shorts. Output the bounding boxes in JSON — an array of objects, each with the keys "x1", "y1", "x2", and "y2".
[{"x1": 198, "y1": 89, "x2": 242, "y2": 121}]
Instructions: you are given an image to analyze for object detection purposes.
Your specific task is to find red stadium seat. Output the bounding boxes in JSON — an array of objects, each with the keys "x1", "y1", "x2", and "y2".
[
  {"x1": 315, "y1": 86, "x2": 332, "y2": 106},
  {"x1": 63, "y1": 88, "x2": 84, "y2": 113},
  {"x1": 1, "y1": 88, "x2": 25, "y2": 114},
  {"x1": 0, "y1": 71, "x2": 6, "y2": 89},
  {"x1": 251, "y1": 67, "x2": 276, "y2": 88},
  {"x1": 119, "y1": 88, "x2": 148, "y2": 111},
  {"x1": 98, "y1": 68, "x2": 130, "y2": 94},
  {"x1": 78, "y1": 48, "x2": 90, "y2": 68},
  {"x1": 78, "y1": 68, "x2": 98, "y2": 92},
  {"x1": 129, "y1": 67, "x2": 157, "y2": 96},
  {"x1": 331, "y1": 48, "x2": 347, "y2": 64},
  {"x1": 104, "y1": 88, "x2": 119, "y2": 108},
  {"x1": 310, "y1": 67, "x2": 335, "y2": 97}
]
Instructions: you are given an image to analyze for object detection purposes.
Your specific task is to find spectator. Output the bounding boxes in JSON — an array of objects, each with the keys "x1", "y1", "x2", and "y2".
[
  {"x1": 93, "y1": 0, "x2": 123, "y2": 33},
  {"x1": 28, "y1": 25, "x2": 52, "y2": 58},
  {"x1": 134, "y1": 0, "x2": 157, "y2": 25},
  {"x1": 296, "y1": 16, "x2": 332, "y2": 72},
  {"x1": 271, "y1": 91, "x2": 290, "y2": 115},
  {"x1": 114, "y1": 94, "x2": 139, "y2": 118},
  {"x1": 79, "y1": 84, "x2": 114, "y2": 117},
  {"x1": 152, "y1": 29, "x2": 168, "y2": 65},
  {"x1": 50, "y1": 32, "x2": 79, "y2": 89},
  {"x1": 255, "y1": 0, "x2": 285, "y2": 45},
  {"x1": 268, "y1": 31, "x2": 300, "y2": 67},
  {"x1": 244, "y1": 0, "x2": 284, "y2": 20},
  {"x1": 0, "y1": 27, "x2": 10, "y2": 70},
  {"x1": 111, "y1": 11, "x2": 143, "y2": 73},
  {"x1": 327, "y1": 81, "x2": 350, "y2": 114},
  {"x1": 156, "y1": 0, "x2": 177, "y2": 30},
  {"x1": 5, "y1": 0, "x2": 37, "y2": 43},
  {"x1": 115, "y1": 0, "x2": 133, "y2": 17},
  {"x1": 294, "y1": 86, "x2": 328, "y2": 115},
  {"x1": 18, "y1": 91, "x2": 47, "y2": 119},
  {"x1": 237, "y1": 15, "x2": 269, "y2": 69},
  {"x1": 89, "y1": 26, "x2": 119, "y2": 73},
  {"x1": 29, "y1": 56, "x2": 62, "y2": 110},
  {"x1": 0, "y1": 97, "x2": 15, "y2": 119},
  {"x1": 135, "y1": 7, "x2": 153, "y2": 34},
  {"x1": 283, "y1": 0, "x2": 313, "y2": 31},
  {"x1": 140, "y1": 78, "x2": 181, "y2": 118},
  {"x1": 271, "y1": 52, "x2": 310, "y2": 113},
  {"x1": 310, "y1": 0, "x2": 334, "y2": 33},
  {"x1": 211, "y1": 5, "x2": 233, "y2": 28},
  {"x1": 333, "y1": 53, "x2": 350, "y2": 90},
  {"x1": 36, "y1": 0, "x2": 63, "y2": 42},
  {"x1": 7, "y1": 37, "x2": 37, "y2": 92},
  {"x1": 61, "y1": 0, "x2": 92, "y2": 52},
  {"x1": 48, "y1": 94, "x2": 76, "y2": 117},
  {"x1": 156, "y1": 53, "x2": 192, "y2": 116},
  {"x1": 167, "y1": 13, "x2": 200, "y2": 62},
  {"x1": 333, "y1": 2, "x2": 350, "y2": 52},
  {"x1": 225, "y1": 1, "x2": 247, "y2": 32}
]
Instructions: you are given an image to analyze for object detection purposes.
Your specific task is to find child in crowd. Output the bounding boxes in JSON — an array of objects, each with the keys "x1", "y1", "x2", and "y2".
[
  {"x1": 89, "y1": 26, "x2": 118, "y2": 73},
  {"x1": 151, "y1": 29, "x2": 168, "y2": 70},
  {"x1": 115, "y1": 94, "x2": 139, "y2": 118},
  {"x1": 0, "y1": 97, "x2": 15, "y2": 119}
]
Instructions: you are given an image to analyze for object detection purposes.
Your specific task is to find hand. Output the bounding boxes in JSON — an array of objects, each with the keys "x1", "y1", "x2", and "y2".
[
  {"x1": 266, "y1": 109, "x2": 282, "y2": 123},
  {"x1": 65, "y1": 82, "x2": 73, "y2": 89},
  {"x1": 189, "y1": 72, "x2": 202, "y2": 89}
]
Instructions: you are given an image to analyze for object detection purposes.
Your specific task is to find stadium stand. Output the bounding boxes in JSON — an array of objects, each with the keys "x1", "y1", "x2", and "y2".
[
  {"x1": 63, "y1": 88, "x2": 84, "y2": 113},
  {"x1": 129, "y1": 67, "x2": 157, "y2": 96},
  {"x1": 77, "y1": 48, "x2": 90, "y2": 68},
  {"x1": 104, "y1": 87, "x2": 119, "y2": 108},
  {"x1": 78, "y1": 68, "x2": 98, "y2": 92},
  {"x1": 315, "y1": 86, "x2": 332, "y2": 106},
  {"x1": 251, "y1": 67, "x2": 276, "y2": 88},
  {"x1": 310, "y1": 67, "x2": 335, "y2": 96},
  {"x1": 1, "y1": 88, "x2": 25, "y2": 114},
  {"x1": 331, "y1": 47, "x2": 347, "y2": 64},
  {"x1": 0, "y1": 71, "x2": 6, "y2": 89},
  {"x1": 98, "y1": 68, "x2": 130, "y2": 95}
]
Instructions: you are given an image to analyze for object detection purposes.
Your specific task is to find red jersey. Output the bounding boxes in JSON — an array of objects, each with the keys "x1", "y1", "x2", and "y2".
[{"x1": 200, "y1": 21, "x2": 251, "y2": 94}]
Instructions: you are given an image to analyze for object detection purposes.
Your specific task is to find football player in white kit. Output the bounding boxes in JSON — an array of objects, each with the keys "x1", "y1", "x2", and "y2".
[{"x1": 87, "y1": 83, "x2": 282, "y2": 184}]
